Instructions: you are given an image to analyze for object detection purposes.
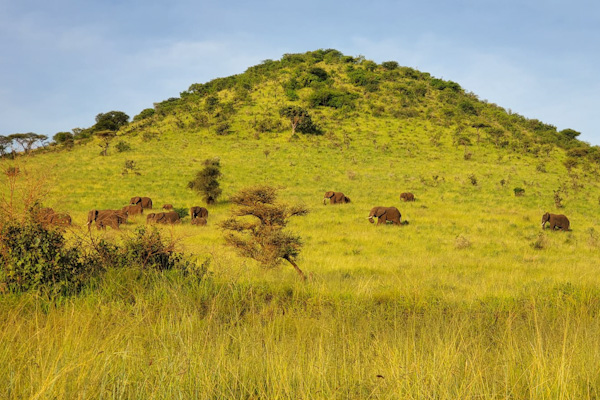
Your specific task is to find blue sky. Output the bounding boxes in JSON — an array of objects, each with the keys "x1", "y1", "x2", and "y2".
[{"x1": 1, "y1": 0, "x2": 599, "y2": 144}]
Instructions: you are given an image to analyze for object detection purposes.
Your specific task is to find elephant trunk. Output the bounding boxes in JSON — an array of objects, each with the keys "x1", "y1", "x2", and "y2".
[{"x1": 323, "y1": 198, "x2": 327, "y2": 205}]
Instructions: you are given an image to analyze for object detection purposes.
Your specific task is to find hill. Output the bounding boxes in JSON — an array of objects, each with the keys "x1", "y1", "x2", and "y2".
[{"x1": 2, "y1": 49, "x2": 600, "y2": 398}]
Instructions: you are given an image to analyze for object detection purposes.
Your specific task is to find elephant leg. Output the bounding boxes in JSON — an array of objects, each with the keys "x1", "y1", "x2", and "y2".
[{"x1": 378, "y1": 215, "x2": 386, "y2": 225}]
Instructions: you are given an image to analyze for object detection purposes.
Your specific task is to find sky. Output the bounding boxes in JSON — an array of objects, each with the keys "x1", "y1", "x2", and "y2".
[{"x1": 1, "y1": 0, "x2": 599, "y2": 144}]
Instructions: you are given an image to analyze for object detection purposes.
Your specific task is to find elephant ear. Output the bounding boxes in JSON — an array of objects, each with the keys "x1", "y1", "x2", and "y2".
[
  {"x1": 375, "y1": 208, "x2": 386, "y2": 218},
  {"x1": 324, "y1": 191, "x2": 334, "y2": 198}
]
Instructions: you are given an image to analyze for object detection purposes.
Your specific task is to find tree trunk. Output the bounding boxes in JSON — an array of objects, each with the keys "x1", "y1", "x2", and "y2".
[{"x1": 283, "y1": 255, "x2": 306, "y2": 281}]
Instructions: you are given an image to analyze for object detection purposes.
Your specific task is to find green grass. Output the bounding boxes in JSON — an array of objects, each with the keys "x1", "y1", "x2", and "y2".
[{"x1": 2, "y1": 51, "x2": 600, "y2": 398}]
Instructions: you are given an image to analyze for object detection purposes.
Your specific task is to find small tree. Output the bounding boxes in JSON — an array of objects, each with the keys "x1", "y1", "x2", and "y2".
[
  {"x1": 53, "y1": 131, "x2": 74, "y2": 146},
  {"x1": 220, "y1": 185, "x2": 309, "y2": 280},
  {"x1": 187, "y1": 158, "x2": 222, "y2": 205},
  {"x1": 96, "y1": 130, "x2": 116, "y2": 156},
  {"x1": 279, "y1": 106, "x2": 319, "y2": 136},
  {"x1": 0, "y1": 136, "x2": 11, "y2": 156}
]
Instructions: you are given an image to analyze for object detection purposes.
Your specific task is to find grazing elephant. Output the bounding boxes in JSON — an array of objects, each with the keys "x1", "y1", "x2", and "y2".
[
  {"x1": 96, "y1": 214, "x2": 122, "y2": 230},
  {"x1": 191, "y1": 217, "x2": 207, "y2": 226},
  {"x1": 323, "y1": 191, "x2": 351, "y2": 205},
  {"x1": 190, "y1": 206, "x2": 208, "y2": 219},
  {"x1": 87, "y1": 209, "x2": 127, "y2": 229},
  {"x1": 400, "y1": 192, "x2": 415, "y2": 202},
  {"x1": 155, "y1": 211, "x2": 180, "y2": 224},
  {"x1": 162, "y1": 204, "x2": 174, "y2": 210},
  {"x1": 130, "y1": 196, "x2": 153, "y2": 209},
  {"x1": 122, "y1": 204, "x2": 143, "y2": 216},
  {"x1": 146, "y1": 213, "x2": 156, "y2": 223},
  {"x1": 368, "y1": 206, "x2": 402, "y2": 225},
  {"x1": 542, "y1": 212, "x2": 570, "y2": 231}
]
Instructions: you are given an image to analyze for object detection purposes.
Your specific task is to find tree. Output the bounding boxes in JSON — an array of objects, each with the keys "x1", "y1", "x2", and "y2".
[
  {"x1": 0, "y1": 136, "x2": 11, "y2": 156},
  {"x1": 187, "y1": 158, "x2": 223, "y2": 205},
  {"x1": 95, "y1": 130, "x2": 116, "y2": 156},
  {"x1": 220, "y1": 185, "x2": 309, "y2": 280},
  {"x1": 8, "y1": 133, "x2": 48, "y2": 153},
  {"x1": 471, "y1": 122, "x2": 490, "y2": 144},
  {"x1": 560, "y1": 128, "x2": 580, "y2": 140},
  {"x1": 93, "y1": 111, "x2": 129, "y2": 132},
  {"x1": 279, "y1": 106, "x2": 320, "y2": 135},
  {"x1": 53, "y1": 131, "x2": 74, "y2": 145}
]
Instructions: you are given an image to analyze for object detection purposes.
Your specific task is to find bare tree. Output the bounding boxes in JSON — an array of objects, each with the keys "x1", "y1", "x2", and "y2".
[{"x1": 220, "y1": 185, "x2": 309, "y2": 280}]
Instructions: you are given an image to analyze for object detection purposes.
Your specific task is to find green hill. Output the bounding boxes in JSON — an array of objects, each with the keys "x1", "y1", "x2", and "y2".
[{"x1": 2, "y1": 49, "x2": 600, "y2": 398}]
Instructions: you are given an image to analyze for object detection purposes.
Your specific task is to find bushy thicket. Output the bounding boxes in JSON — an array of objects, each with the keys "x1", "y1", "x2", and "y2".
[
  {"x1": 0, "y1": 222, "x2": 203, "y2": 296},
  {"x1": 0, "y1": 222, "x2": 99, "y2": 295}
]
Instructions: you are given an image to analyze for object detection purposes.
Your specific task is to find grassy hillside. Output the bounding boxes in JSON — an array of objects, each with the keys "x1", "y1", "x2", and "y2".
[{"x1": 2, "y1": 49, "x2": 600, "y2": 398}]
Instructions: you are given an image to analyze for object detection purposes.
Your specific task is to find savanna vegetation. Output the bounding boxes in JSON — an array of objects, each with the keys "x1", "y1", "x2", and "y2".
[{"x1": 2, "y1": 49, "x2": 600, "y2": 398}]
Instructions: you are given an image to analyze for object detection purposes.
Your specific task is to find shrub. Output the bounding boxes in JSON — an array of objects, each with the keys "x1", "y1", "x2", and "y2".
[
  {"x1": 133, "y1": 108, "x2": 155, "y2": 122},
  {"x1": 308, "y1": 88, "x2": 357, "y2": 109},
  {"x1": 173, "y1": 207, "x2": 189, "y2": 219},
  {"x1": 381, "y1": 61, "x2": 399, "y2": 70},
  {"x1": 115, "y1": 141, "x2": 132, "y2": 152},
  {"x1": 0, "y1": 222, "x2": 99, "y2": 295},
  {"x1": 514, "y1": 187, "x2": 525, "y2": 196}
]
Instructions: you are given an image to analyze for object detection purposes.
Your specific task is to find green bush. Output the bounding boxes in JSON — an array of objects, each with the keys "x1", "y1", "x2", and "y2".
[
  {"x1": 308, "y1": 88, "x2": 358, "y2": 109},
  {"x1": 0, "y1": 222, "x2": 99, "y2": 295},
  {"x1": 115, "y1": 141, "x2": 132, "y2": 152}
]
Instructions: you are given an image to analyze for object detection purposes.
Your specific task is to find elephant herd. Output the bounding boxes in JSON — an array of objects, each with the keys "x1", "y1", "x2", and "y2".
[
  {"x1": 84, "y1": 196, "x2": 210, "y2": 230},
  {"x1": 35, "y1": 189, "x2": 572, "y2": 234},
  {"x1": 323, "y1": 190, "x2": 414, "y2": 225},
  {"x1": 325, "y1": 191, "x2": 572, "y2": 231}
]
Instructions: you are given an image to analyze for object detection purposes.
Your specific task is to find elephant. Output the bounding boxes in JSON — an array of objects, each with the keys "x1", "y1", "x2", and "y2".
[
  {"x1": 542, "y1": 212, "x2": 570, "y2": 231},
  {"x1": 323, "y1": 191, "x2": 351, "y2": 205},
  {"x1": 35, "y1": 207, "x2": 56, "y2": 225},
  {"x1": 191, "y1": 217, "x2": 207, "y2": 226},
  {"x1": 87, "y1": 209, "x2": 127, "y2": 229},
  {"x1": 95, "y1": 214, "x2": 122, "y2": 230},
  {"x1": 130, "y1": 196, "x2": 153, "y2": 209},
  {"x1": 368, "y1": 206, "x2": 402, "y2": 225},
  {"x1": 146, "y1": 213, "x2": 156, "y2": 223},
  {"x1": 190, "y1": 206, "x2": 209, "y2": 219},
  {"x1": 162, "y1": 204, "x2": 174, "y2": 210},
  {"x1": 48, "y1": 213, "x2": 72, "y2": 227},
  {"x1": 154, "y1": 211, "x2": 180, "y2": 224},
  {"x1": 400, "y1": 192, "x2": 415, "y2": 202},
  {"x1": 122, "y1": 204, "x2": 143, "y2": 216}
]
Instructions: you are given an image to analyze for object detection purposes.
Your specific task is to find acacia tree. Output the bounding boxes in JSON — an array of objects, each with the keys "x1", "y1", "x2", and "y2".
[
  {"x1": 220, "y1": 185, "x2": 309, "y2": 280},
  {"x1": 187, "y1": 158, "x2": 222, "y2": 204},
  {"x1": 8, "y1": 133, "x2": 48, "y2": 154}
]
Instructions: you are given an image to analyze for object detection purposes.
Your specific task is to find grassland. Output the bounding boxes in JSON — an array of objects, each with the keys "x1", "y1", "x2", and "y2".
[{"x1": 2, "y1": 51, "x2": 600, "y2": 398}]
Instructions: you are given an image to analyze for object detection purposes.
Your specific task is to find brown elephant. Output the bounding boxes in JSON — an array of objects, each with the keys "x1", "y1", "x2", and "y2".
[
  {"x1": 154, "y1": 211, "x2": 180, "y2": 224},
  {"x1": 542, "y1": 212, "x2": 570, "y2": 231},
  {"x1": 95, "y1": 214, "x2": 122, "y2": 230},
  {"x1": 87, "y1": 209, "x2": 127, "y2": 229},
  {"x1": 368, "y1": 206, "x2": 402, "y2": 225},
  {"x1": 323, "y1": 191, "x2": 351, "y2": 205},
  {"x1": 146, "y1": 213, "x2": 156, "y2": 223},
  {"x1": 400, "y1": 192, "x2": 415, "y2": 202},
  {"x1": 122, "y1": 204, "x2": 143, "y2": 216},
  {"x1": 48, "y1": 213, "x2": 72, "y2": 227},
  {"x1": 191, "y1": 217, "x2": 207, "y2": 226},
  {"x1": 190, "y1": 206, "x2": 208, "y2": 219},
  {"x1": 162, "y1": 204, "x2": 174, "y2": 210},
  {"x1": 130, "y1": 196, "x2": 153, "y2": 209}
]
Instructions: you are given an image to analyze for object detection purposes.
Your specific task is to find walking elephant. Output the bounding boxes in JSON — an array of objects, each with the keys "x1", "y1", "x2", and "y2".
[
  {"x1": 368, "y1": 206, "x2": 402, "y2": 225},
  {"x1": 400, "y1": 192, "x2": 415, "y2": 202},
  {"x1": 190, "y1": 206, "x2": 208, "y2": 219},
  {"x1": 130, "y1": 196, "x2": 153, "y2": 209},
  {"x1": 324, "y1": 191, "x2": 351, "y2": 205},
  {"x1": 122, "y1": 204, "x2": 143, "y2": 216},
  {"x1": 153, "y1": 211, "x2": 180, "y2": 224},
  {"x1": 87, "y1": 209, "x2": 127, "y2": 230},
  {"x1": 191, "y1": 217, "x2": 207, "y2": 226},
  {"x1": 542, "y1": 212, "x2": 570, "y2": 231}
]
